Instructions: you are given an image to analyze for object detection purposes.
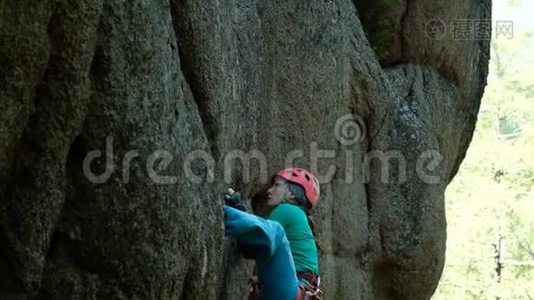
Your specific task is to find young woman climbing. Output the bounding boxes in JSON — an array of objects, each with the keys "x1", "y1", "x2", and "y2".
[
  {"x1": 223, "y1": 167, "x2": 323, "y2": 299},
  {"x1": 266, "y1": 167, "x2": 322, "y2": 299}
]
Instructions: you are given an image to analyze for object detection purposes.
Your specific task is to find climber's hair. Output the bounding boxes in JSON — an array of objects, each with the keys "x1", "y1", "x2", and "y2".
[
  {"x1": 286, "y1": 182, "x2": 307, "y2": 208},
  {"x1": 286, "y1": 182, "x2": 321, "y2": 252}
]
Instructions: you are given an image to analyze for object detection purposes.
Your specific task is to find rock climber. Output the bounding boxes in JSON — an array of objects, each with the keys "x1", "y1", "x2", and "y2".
[{"x1": 223, "y1": 167, "x2": 323, "y2": 299}]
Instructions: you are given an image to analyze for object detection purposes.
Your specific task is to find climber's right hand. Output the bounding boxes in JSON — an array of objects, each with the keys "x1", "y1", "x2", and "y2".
[{"x1": 223, "y1": 188, "x2": 247, "y2": 212}]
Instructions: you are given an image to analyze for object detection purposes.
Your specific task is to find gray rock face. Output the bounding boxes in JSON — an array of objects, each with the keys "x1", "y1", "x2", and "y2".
[{"x1": 0, "y1": 0, "x2": 490, "y2": 299}]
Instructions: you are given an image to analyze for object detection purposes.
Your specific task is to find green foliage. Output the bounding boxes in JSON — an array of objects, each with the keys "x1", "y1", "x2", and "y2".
[
  {"x1": 507, "y1": 0, "x2": 524, "y2": 7},
  {"x1": 433, "y1": 1, "x2": 534, "y2": 298}
]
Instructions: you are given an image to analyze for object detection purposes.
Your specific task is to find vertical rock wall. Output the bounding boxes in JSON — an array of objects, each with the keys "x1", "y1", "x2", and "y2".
[{"x1": 0, "y1": 0, "x2": 490, "y2": 299}]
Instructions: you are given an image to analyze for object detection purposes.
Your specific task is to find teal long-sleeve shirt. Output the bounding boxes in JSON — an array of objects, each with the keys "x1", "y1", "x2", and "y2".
[{"x1": 268, "y1": 203, "x2": 319, "y2": 274}]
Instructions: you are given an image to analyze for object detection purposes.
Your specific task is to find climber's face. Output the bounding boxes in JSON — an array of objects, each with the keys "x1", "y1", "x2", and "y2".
[{"x1": 267, "y1": 177, "x2": 291, "y2": 207}]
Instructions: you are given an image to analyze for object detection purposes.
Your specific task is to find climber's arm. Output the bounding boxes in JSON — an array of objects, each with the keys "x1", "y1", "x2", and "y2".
[
  {"x1": 223, "y1": 205, "x2": 298, "y2": 299},
  {"x1": 223, "y1": 205, "x2": 278, "y2": 262}
]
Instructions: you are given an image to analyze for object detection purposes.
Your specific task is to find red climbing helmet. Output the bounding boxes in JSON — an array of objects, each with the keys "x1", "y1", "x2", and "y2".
[{"x1": 274, "y1": 167, "x2": 320, "y2": 208}]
